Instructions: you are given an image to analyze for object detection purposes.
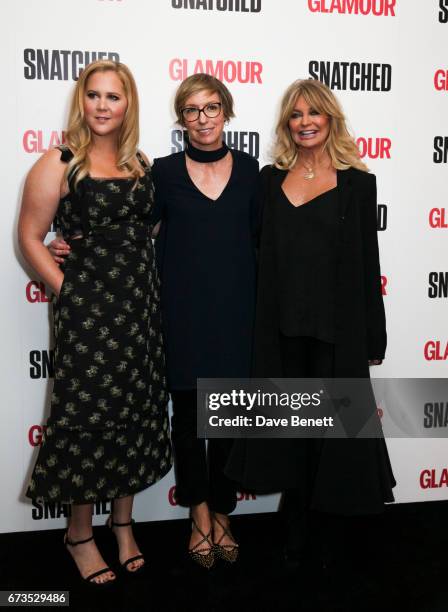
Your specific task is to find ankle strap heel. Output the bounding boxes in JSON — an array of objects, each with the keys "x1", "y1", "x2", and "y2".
[
  {"x1": 63, "y1": 530, "x2": 115, "y2": 586},
  {"x1": 189, "y1": 519, "x2": 215, "y2": 569},
  {"x1": 106, "y1": 515, "x2": 145, "y2": 575}
]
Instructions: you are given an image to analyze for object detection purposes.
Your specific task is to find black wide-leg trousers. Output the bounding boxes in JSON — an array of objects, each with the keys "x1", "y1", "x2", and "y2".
[
  {"x1": 279, "y1": 335, "x2": 336, "y2": 554},
  {"x1": 170, "y1": 390, "x2": 237, "y2": 515}
]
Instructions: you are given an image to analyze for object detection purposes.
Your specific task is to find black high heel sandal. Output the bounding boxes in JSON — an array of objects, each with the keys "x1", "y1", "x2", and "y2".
[
  {"x1": 212, "y1": 515, "x2": 239, "y2": 563},
  {"x1": 188, "y1": 519, "x2": 215, "y2": 569},
  {"x1": 64, "y1": 531, "x2": 116, "y2": 587},
  {"x1": 106, "y1": 516, "x2": 145, "y2": 575}
]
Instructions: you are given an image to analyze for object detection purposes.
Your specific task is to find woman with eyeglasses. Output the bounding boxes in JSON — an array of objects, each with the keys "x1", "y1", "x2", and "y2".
[{"x1": 151, "y1": 74, "x2": 259, "y2": 567}]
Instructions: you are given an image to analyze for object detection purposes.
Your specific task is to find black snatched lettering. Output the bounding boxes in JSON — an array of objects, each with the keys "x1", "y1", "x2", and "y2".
[
  {"x1": 309, "y1": 60, "x2": 392, "y2": 91},
  {"x1": 23, "y1": 49, "x2": 120, "y2": 81}
]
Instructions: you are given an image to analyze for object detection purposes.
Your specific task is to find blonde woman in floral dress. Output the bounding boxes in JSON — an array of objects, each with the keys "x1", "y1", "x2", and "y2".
[{"x1": 19, "y1": 60, "x2": 171, "y2": 586}]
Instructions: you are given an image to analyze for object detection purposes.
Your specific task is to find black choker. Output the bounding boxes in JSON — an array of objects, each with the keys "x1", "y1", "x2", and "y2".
[{"x1": 186, "y1": 141, "x2": 229, "y2": 163}]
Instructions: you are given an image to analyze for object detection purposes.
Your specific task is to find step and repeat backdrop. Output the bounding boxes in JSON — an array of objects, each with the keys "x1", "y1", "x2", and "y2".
[{"x1": 1, "y1": 0, "x2": 447, "y2": 533}]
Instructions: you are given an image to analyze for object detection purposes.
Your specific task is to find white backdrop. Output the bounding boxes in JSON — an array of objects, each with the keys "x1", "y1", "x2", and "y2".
[{"x1": 1, "y1": 0, "x2": 447, "y2": 534}]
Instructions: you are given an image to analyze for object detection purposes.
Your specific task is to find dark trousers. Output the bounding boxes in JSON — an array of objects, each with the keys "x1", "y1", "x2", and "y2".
[
  {"x1": 170, "y1": 390, "x2": 237, "y2": 515},
  {"x1": 279, "y1": 335, "x2": 339, "y2": 555}
]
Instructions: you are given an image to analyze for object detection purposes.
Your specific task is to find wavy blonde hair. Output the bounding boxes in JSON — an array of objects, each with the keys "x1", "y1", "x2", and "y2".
[
  {"x1": 64, "y1": 60, "x2": 141, "y2": 187},
  {"x1": 273, "y1": 79, "x2": 368, "y2": 172}
]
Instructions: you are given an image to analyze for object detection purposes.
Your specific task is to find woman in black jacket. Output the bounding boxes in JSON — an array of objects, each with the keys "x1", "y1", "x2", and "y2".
[{"x1": 226, "y1": 78, "x2": 395, "y2": 564}]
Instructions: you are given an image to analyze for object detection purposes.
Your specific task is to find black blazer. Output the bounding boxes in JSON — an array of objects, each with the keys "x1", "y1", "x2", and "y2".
[
  {"x1": 225, "y1": 166, "x2": 395, "y2": 515},
  {"x1": 253, "y1": 165, "x2": 387, "y2": 379}
]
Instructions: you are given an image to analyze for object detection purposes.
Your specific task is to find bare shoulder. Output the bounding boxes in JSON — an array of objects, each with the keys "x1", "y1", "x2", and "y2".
[
  {"x1": 24, "y1": 148, "x2": 67, "y2": 202},
  {"x1": 27, "y1": 148, "x2": 66, "y2": 183}
]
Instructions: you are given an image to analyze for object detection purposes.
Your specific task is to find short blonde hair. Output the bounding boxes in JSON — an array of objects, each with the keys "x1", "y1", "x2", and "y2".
[
  {"x1": 174, "y1": 73, "x2": 235, "y2": 126},
  {"x1": 273, "y1": 79, "x2": 368, "y2": 172},
  {"x1": 64, "y1": 60, "x2": 141, "y2": 187}
]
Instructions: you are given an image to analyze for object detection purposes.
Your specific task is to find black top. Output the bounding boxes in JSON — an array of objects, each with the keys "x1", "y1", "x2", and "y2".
[
  {"x1": 55, "y1": 147, "x2": 153, "y2": 239},
  {"x1": 276, "y1": 181, "x2": 339, "y2": 343},
  {"x1": 152, "y1": 149, "x2": 260, "y2": 390},
  {"x1": 252, "y1": 164, "x2": 387, "y2": 381}
]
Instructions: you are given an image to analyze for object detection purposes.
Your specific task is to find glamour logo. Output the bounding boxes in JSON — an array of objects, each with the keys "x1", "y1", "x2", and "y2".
[
  {"x1": 434, "y1": 137, "x2": 448, "y2": 163},
  {"x1": 28, "y1": 425, "x2": 47, "y2": 447},
  {"x1": 439, "y1": 0, "x2": 448, "y2": 23},
  {"x1": 171, "y1": 0, "x2": 261, "y2": 10},
  {"x1": 168, "y1": 485, "x2": 178, "y2": 506},
  {"x1": 23, "y1": 130, "x2": 66, "y2": 154},
  {"x1": 380, "y1": 276, "x2": 387, "y2": 296},
  {"x1": 309, "y1": 61, "x2": 391, "y2": 91},
  {"x1": 169, "y1": 58, "x2": 262, "y2": 84},
  {"x1": 23, "y1": 49, "x2": 120, "y2": 81},
  {"x1": 29, "y1": 350, "x2": 54, "y2": 379},
  {"x1": 307, "y1": 0, "x2": 396, "y2": 15},
  {"x1": 434, "y1": 69, "x2": 448, "y2": 91},
  {"x1": 26, "y1": 281, "x2": 51, "y2": 303},
  {"x1": 356, "y1": 137, "x2": 391, "y2": 159},
  {"x1": 171, "y1": 129, "x2": 260, "y2": 158},
  {"x1": 424, "y1": 341, "x2": 448, "y2": 361},
  {"x1": 168, "y1": 485, "x2": 255, "y2": 506},
  {"x1": 423, "y1": 403, "x2": 448, "y2": 428},
  {"x1": 428, "y1": 273, "x2": 448, "y2": 298},
  {"x1": 236, "y1": 492, "x2": 256, "y2": 501},
  {"x1": 429, "y1": 208, "x2": 448, "y2": 228},
  {"x1": 420, "y1": 468, "x2": 448, "y2": 489}
]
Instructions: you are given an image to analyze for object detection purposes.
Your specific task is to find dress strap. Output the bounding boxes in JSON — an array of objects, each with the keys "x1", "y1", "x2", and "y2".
[
  {"x1": 136, "y1": 151, "x2": 149, "y2": 170},
  {"x1": 56, "y1": 147, "x2": 89, "y2": 236},
  {"x1": 57, "y1": 146, "x2": 74, "y2": 164},
  {"x1": 57, "y1": 147, "x2": 78, "y2": 195}
]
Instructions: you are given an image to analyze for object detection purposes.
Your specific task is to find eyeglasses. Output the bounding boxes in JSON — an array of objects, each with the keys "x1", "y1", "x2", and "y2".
[{"x1": 181, "y1": 102, "x2": 223, "y2": 122}]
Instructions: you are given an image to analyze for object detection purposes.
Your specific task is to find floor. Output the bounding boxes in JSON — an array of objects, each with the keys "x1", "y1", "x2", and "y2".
[{"x1": 1, "y1": 501, "x2": 447, "y2": 612}]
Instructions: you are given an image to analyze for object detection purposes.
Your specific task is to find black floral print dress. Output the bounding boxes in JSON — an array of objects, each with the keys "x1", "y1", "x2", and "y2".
[{"x1": 26, "y1": 148, "x2": 172, "y2": 504}]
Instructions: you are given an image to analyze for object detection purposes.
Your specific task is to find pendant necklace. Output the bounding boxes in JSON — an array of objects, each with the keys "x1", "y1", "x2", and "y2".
[{"x1": 303, "y1": 165, "x2": 315, "y2": 180}]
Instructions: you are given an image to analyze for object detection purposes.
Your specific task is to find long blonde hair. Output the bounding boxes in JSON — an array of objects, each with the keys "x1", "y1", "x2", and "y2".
[
  {"x1": 273, "y1": 79, "x2": 368, "y2": 172},
  {"x1": 64, "y1": 60, "x2": 141, "y2": 187}
]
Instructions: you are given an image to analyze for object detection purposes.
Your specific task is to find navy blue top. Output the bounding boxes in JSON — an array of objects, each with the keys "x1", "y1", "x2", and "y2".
[{"x1": 152, "y1": 149, "x2": 260, "y2": 390}]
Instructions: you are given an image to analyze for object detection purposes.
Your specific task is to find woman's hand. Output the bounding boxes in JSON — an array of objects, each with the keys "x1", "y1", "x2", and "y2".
[
  {"x1": 151, "y1": 221, "x2": 161, "y2": 239},
  {"x1": 368, "y1": 359, "x2": 382, "y2": 366},
  {"x1": 48, "y1": 237, "x2": 70, "y2": 264}
]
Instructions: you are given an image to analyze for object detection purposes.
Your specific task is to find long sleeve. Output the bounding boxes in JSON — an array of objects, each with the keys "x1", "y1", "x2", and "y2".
[
  {"x1": 252, "y1": 165, "x2": 283, "y2": 377},
  {"x1": 360, "y1": 173, "x2": 387, "y2": 360},
  {"x1": 150, "y1": 158, "x2": 166, "y2": 225},
  {"x1": 151, "y1": 158, "x2": 167, "y2": 278},
  {"x1": 249, "y1": 160, "x2": 262, "y2": 249}
]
